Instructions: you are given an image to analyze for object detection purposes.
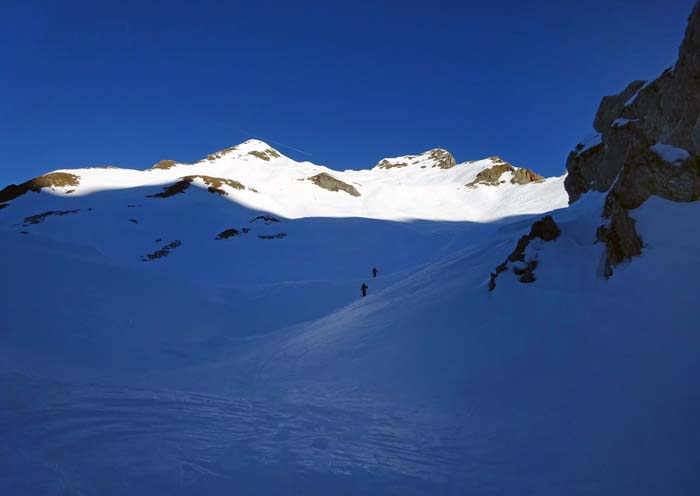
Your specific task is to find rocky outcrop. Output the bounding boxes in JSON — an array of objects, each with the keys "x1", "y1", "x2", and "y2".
[
  {"x1": 203, "y1": 145, "x2": 238, "y2": 161},
  {"x1": 202, "y1": 142, "x2": 282, "y2": 162},
  {"x1": 596, "y1": 198, "x2": 643, "y2": 277},
  {"x1": 466, "y1": 158, "x2": 544, "y2": 188},
  {"x1": 466, "y1": 163, "x2": 514, "y2": 187},
  {"x1": 488, "y1": 215, "x2": 561, "y2": 291},
  {"x1": 512, "y1": 168, "x2": 545, "y2": 185},
  {"x1": 564, "y1": 2, "x2": 700, "y2": 275},
  {"x1": 147, "y1": 179, "x2": 192, "y2": 198},
  {"x1": 0, "y1": 172, "x2": 80, "y2": 205},
  {"x1": 592, "y1": 80, "x2": 647, "y2": 133},
  {"x1": 147, "y1": 176, "x2": 245, "y2": 199},
  {"x1": 248, "y1": 149, "x2": 281, "y2": 161},
  {"x1": 426, "y1": 148, "x2": 457, "y2": 169},
  {"x1": 216, "y1": 229, "x2": 241, "y2": 240},
  {"x1": 150, "y1": 160, "x2": 178, "y2": 170},
  {"x1": 23, "y1": 209, "x2": 81, "y2": 226},
  {"x1": 375, "y1": 148, "x2": 456, "y2": 170},
  {"x1": 250, "y1": 215, "x2": 280, "y2": 224},
  {"x1": 195, "y1": 175, "x2": 245, "y2": 196},
  {"x1": 375, "y1": 158, "x2": 409, "y2": 169},
  {"x1": 307, "y1": 173, "x2": 361, "y2": 197},
  {"x1": 142, "y1": 240, "x2": 182, "y2": 261},
  {"x1": 258, "y1": 233, "x2": 287, "y2": 239}
]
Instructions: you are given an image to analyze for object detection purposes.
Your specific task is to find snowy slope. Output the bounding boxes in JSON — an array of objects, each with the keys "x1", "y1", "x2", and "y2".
[
  {"x1": 0, "y1": 139, "x2": 566, "y2": 287},
  {"x1": 1, "y1": 141, "x2": 698, "y2": 494},
  {"x1": 2, "y1": 139, "x2": 566, "y2": 222}
]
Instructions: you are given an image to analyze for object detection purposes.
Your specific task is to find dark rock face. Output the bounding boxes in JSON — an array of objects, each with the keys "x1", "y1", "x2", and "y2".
[
  {"x1": 307, "y1": 173, "x2": 361, "y2": 197},
  {"x1": 566, "y1": 2, "x2": 700, "y2": 203},
  {"x1": 488, "y1": 215, "x2": 561, "y2": 291},
  {"x1": 593, "y1": 80, "x2": 647, "y2": 133},
  {"x1": 597, "y1": 198, "x2": 644, "y2": 277},
  {"x1": 530, "y1": 215, "x2": 562, "y2": 241},
  {"x1": 563, "y1": 138, "x2": 606, "y2": 203},
  {"x1": 564, "y1": 2, "x2": 700, "y2": 275}
]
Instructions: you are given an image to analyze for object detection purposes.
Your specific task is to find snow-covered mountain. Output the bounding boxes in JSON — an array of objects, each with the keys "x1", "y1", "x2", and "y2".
[
  {"x1": 2, "y1": 4, "x2": 700, "y2": 494},
  {"x1": 0, "y1": 140, "x2": 565, "y2": 287},
  {"x1": 3, "y1": 137, "x2": 698, "y2": 495},
  {"x1": 0, "y1": 138, "x2": 564, "y2": 222}
]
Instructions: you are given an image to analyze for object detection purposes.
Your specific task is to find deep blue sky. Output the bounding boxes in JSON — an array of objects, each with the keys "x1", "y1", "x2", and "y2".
[{"x1": 1, "y1": 0, "x2": 695, "y2": 184}]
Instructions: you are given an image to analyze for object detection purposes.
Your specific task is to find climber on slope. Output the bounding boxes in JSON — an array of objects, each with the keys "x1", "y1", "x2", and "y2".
[
  {"x1": 372, "y1": 267, "x2": 378, "y2": 278},
  {"x1": 361, "y1": 282, "x2": 368, "y2": 297}
]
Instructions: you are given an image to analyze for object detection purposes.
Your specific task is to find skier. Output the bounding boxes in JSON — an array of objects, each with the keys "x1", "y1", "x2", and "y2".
[
  {"x1": 361, "y1": 282, "x2": 368, "y2": 297},
  {"x1": 372, "y1": 267, "x2": 378, "y2": 278}
]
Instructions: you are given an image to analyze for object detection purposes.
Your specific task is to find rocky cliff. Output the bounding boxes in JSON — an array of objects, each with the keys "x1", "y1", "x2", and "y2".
[{"x1": 565, "y1": 1, "x2": 700, "y2": 276}]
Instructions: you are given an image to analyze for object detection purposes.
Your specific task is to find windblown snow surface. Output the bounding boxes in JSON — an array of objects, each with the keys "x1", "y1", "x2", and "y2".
[{"x1": 1, "y1": 141, "x2": 698, "y2": 495}]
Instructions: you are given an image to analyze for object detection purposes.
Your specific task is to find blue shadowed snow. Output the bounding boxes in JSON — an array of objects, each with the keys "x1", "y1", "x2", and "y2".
[{"x1": 1, "y1": 184, "x2": 699, "y2": 494}]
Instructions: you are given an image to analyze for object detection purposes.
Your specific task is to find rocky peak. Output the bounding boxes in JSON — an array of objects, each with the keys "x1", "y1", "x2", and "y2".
[
  {"x1": 199, "y1": 139, "x2": 283, "y2": 163},
  {"x1": 466, "y1": 157, "x2": 544, "y2": 188},
  {"x1": 374, "y1": 148, "x2": 456, "y2": 170}
]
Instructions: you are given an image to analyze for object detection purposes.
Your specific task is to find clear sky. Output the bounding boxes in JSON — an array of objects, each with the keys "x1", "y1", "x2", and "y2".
[{"x1": 1, "y1": 0, "x2": 695, "y2": 185}]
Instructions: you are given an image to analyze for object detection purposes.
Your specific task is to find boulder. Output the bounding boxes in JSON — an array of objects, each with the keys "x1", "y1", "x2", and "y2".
[{"x1": 307, "y1": 173, "x2": 361, "y2": 197}]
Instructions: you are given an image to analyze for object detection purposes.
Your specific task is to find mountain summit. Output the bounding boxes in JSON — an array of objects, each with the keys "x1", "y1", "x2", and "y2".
[
  {"x1": 0, "y1": 140, "x2": 564, "y2": 222},
  {"x1": 373, "y1": 148, "x2": 457, "y2": 170}
]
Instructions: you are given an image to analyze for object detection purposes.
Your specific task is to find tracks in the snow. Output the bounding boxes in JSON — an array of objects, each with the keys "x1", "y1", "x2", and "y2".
[{"x1": 1, "y1": 375, "x2": 470, "y2": 494}]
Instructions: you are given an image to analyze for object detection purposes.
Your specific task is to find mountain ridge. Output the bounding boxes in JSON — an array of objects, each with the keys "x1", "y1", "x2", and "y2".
[{"x1": 0, "y1": 139, "x2": 565, "y2": 222}]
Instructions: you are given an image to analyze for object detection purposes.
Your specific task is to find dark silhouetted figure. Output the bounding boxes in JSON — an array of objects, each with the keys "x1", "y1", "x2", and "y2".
[
  {"x1": 372, "y1": 267, "x2": 378, "y2": 278},
  {"x1": 361, "y1": 283, "x2": 368, "y2": 297}
]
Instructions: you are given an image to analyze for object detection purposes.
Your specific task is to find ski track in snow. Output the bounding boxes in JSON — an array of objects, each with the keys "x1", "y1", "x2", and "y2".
[{"x1": 1, "y1": 374, "x2": 476, "y2": 494}]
